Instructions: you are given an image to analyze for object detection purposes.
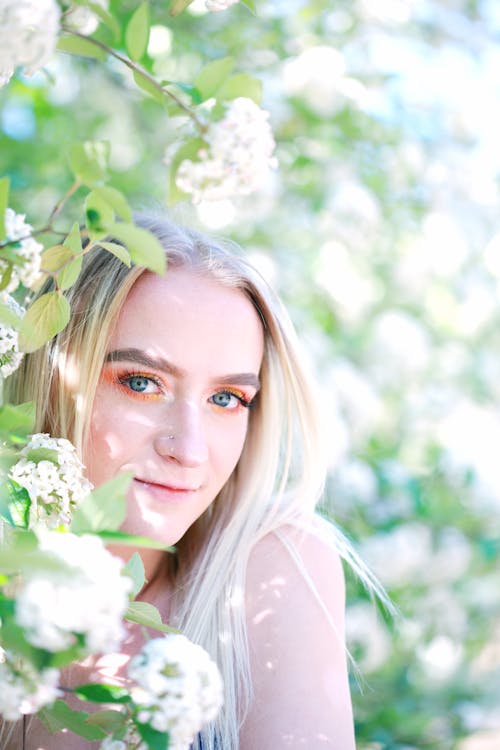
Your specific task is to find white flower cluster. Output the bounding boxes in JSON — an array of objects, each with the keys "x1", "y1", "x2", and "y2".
[
  {"x1": 10, "y1": 433, "x2": 93, "y2": 529},
  {"x1": 14, "y1": 531, "x2": 131, "y2": 653},
  {"x1": 0, "y1": 0, "x2": 61, "y2": 88},
  {"x1": 0, "y1": 292, "x2": 25, "y2": 378},
  {"x1": 205, "y1": 0, "x2": 240, "y2": 11},
  {"x1": 128, "y1": 634, "x2": 223, "y2": 750},
  {"x1": 0, "y1": 648, "x2": 60, "y2": 721},
  {"x1": 175, "y1": 97, "x2": 277, "y2": 203},
  {"x1": 64, "y1": 0, "x2": 110, "y2": 36},
  {"x1": 2, "y1": 208, "x2": 43, "y2": 292}
]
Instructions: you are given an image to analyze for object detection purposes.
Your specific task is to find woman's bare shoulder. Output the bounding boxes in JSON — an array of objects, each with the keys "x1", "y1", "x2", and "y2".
[{"x1": 241, "y1": 523, "x2": 355, "y2": 750}]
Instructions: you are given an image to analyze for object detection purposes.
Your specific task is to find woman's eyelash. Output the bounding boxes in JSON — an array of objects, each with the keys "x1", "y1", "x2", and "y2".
[
  {"x1": 220, "y1": 390, "x2": 256, "y2": 408},
  {"x1": 118, "y1": 371, "x2": 163, "y2": 388}
]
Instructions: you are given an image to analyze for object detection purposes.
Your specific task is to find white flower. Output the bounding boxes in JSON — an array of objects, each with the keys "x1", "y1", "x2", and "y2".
[
  {"x1": 64, "y1": 0, "x2": 109, "y2": 36},
  {"x1": 0, "y1": 0, "x2": 61, "y2": 87},
  {"x1": 0, "y1": 649, "x2": 60, "y2": 720},
  {"x1": 10, "y1": 433, "x2": 93, "y2": 529},
  {"x1": 205, "y1": 0, "x2": 240, "y2": 10},
  {"x1": 2, "y1": 208, "x2": 43, "y2": 292},
  {"x1": 0, "y1": 292, "x2": 25, "y2": 378},
  {"x1": 128, "y1": 634, "x2": 223, "y2": 749},
  {"x1": 175, "y1": 97, "x2": 277, "y2": 203},
  {"x1": 14, "y1": 531, "x2": 131, "y2": 654}
]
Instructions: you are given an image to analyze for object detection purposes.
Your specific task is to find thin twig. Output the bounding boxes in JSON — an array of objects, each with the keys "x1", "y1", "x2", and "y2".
[{"x1": 60, "y1": 28, "x2": 206, "y2": 131}]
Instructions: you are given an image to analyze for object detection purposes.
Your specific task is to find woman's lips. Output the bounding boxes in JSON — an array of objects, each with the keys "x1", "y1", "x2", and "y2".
[{"x1": 133, "y1": 477, "x2": 199, "y2": 501}]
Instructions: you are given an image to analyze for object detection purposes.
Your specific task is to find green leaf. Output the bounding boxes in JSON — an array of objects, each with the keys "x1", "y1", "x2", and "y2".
[
  {"x1": 0, "y1": 263, "x2": 13, "y2": 292},
  {"x1": 125, "y1": 601, "x2": 176, "y2": 633},
  {"x1": 68, "y1": 141, "x2": 110, "y2": 186},
  {"x1": 3, "y1": 479, "x2": 31, "y2": 528},
  {"x1": 132, "y1": 70, "x2": 167, "y2": 107},
  {"x1": 56, "y1": 35, "x2": 107, "y2": 62},
  {"x1": 240, "y1": 0, "x2": 256, "y2": 11},
  {"x1": 0, "y1": 401, "x2": 35, "y2": 441},
  {"x1": 194, "y1": 57, "x2": 234, "y2": 101},
  {"x1": 85, "y1": 709, "x2": 127, "y2": 733},
  {"x1": 0, "y1": 176, "x2": 9, "y2": 242},
  {"x1": 95, "y1": 530, "x2": 173, "y2": 550},
  {"x1": 0, "y1": 619, "x2": 52, "y2": 670},
  {"x1": 39, "y1": 700, "x2": 107, "y2": 740},
  {"x1": 41, "y1": 242, "x2": 83, "y2": 290},
  {"x1": 70, "y1": 472, "x2": 131, "y2": 533},
  {"x1": 25, "y1": 447, "x2": 59, "y2": 464},
  {"x1": 217, "y1": 73, "x2": 262, "y2": 104},
  {"x1": 94, "y1": 186, "x2": 132, "y2": 222},
  {"x1": 97, "y1": 241, "x2": 131, "y2": 267},
  {"x1": 107, "y1": 223, "x2": 166, "y2": 275},
  {"x1": 73, "y1": 684, "x2": 132, "y2": 704},
  {"x1": 85, "y1": 190, "x2": 115, "y2": 235},
  {"x1": 169, "y1": 0, "x2": 194, "y2": 16},
  {"x1": 85, "y1": 2, "x2": 121, "y2": 38},
  {"x1": 123, "y1": 551, "x2": 146, "y2": 597},
  {"x1": 125, "y1": 2, "x2": 150, "y2": 62},
  {"x1": 18, "y1": 292, "x2": 70, "y2": 353},
  {"x1": 0, "y1": 299, "x2": 23, "y2": 329},
  {"x1": 64, "y1": 222, "x2": 84, "y2": 256},
  {"x1": 0, "y1": 481, "x2": 15, "y2": 525},
  {"x1": 167, "y1": 137, "x2": 206, "y2": 205},
  {"x1": 134, "y1": 720, "x2": 170, "y2": 750}
]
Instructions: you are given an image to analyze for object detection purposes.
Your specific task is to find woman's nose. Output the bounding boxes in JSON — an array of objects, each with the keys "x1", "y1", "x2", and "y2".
[{"x1": 153, "y1": 402, "x2": 208, "y2": 467}]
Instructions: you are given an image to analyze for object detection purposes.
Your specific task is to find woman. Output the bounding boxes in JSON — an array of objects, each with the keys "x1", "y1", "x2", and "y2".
[{"x1": 5, "y1": 213, "x2": 361, "y2": 749}]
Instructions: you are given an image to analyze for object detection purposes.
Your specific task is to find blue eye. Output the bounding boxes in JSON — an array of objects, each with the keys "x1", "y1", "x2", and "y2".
[
  {"x1": 212, "y1": 391, "x2": 234, "y2": 407},
  {"x1": 127, "y1": 376, "x2": 151, "y2": 392}
]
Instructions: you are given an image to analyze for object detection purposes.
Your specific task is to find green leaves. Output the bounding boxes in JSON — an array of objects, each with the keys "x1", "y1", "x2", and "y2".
[
  {"x1": 68, "y1": 141, "x2": 110, "y2": 186},
  {"x1": 125, "y1": 2, "x2": 150, "y2": 62},
  {"x1": 0, "y1": 401, "x2": 35, "y2": 443},
  {"x1": 0, "y1": 176, "x2": 9, "y2": 242},
  {"x1": 134, "y1": 721, "x2": 170, "y2": 750},
  {"x1": 42, "y1": 222, "x2": 83, "y2": 291},
  {"x1": 106, "y1": 223, "x2": 166, "y2": 275},
  {"x1": 70, "y1": 472, "x2": 132, "y2": 533},
  {"x1": 169, "y1": 0, "x2": 195, "y2": 16},
  {"x1": 123, "y1": 551, "x2": 146, "y2": 597},
  {"x1": 18, "y1": 292, "x2": 70, "y2": 353},
  {"x1": 73, "y1": 683, "x2": 132, "y2": 704},
  {"x1": 57, "y1": 35, "x2": 107, "y2": 62},
  {"x1": 194, "y1": 57, "x2": 234, "y2": 101},
  {"x1": 39, "y1": 700, "x2": 107, "y2": 740},
  {"x1": 125, "y1": 601, "x2": 177, "y2": 633}
]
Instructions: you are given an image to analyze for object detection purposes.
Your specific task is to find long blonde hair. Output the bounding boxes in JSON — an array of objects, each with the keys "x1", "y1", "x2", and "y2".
[{"x1": 6, "y1": 214, "x2": 342, "y2": 748}]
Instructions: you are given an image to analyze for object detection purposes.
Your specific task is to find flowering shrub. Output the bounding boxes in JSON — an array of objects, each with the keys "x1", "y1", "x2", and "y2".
[
  {"x1": 128, "y1": 634, "x2": 224, "y2": 748},
  {"x1": 0, "y1": 650, "x2": 61, "y2": 721},
  {"x1": 175, "y1": 97, "x2": 277, "y2": 203},
  {"x1": 0, "y1": 293, "x2": 25, "y2": 378},
  {"x1": 0, "y1": 0, "x2": 61, "y2": 87},
  {"x1": 1, "y1": 208, "x2": 43, "y2": 292},
  {"x1": 9, "y1": 433, "x2": 93, "y2": 529},
  {"x1": 13, "y1": 531, "x2": 131, "y2": 654}
]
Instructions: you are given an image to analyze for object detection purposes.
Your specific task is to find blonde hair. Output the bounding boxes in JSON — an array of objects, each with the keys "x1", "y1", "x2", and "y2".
[{"x1": 6, "y1": 214, "x2": 345, "y2": 748}]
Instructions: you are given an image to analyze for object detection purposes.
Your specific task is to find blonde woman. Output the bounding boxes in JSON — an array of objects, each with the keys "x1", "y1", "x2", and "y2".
[{"x1": 5, "y1": 214, "x2": 364, "y2": 749}]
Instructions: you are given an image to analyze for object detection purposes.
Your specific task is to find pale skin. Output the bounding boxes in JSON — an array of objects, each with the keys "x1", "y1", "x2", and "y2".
[{"x1": 3, "y1": 268, "x2": 355, "y2": 749}]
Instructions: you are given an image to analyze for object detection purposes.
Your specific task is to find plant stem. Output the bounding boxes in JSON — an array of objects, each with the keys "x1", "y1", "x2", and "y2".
[{"x1": 60, "y1": 29, "x2": 206, "y2": 132}]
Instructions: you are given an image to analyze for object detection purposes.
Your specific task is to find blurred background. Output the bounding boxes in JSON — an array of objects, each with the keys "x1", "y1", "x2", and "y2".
[{"x1": 1, "y1": 0, "x2": 499, "y2": 747}]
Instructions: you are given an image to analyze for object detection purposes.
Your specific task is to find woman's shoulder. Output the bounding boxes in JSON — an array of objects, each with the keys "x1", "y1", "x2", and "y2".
[
  {"x1": 241, "y1": 520, "x2": 355, "y2": 748},
  {"x1": 246, "y1": 520, "x2": 346, "y2": 636}
]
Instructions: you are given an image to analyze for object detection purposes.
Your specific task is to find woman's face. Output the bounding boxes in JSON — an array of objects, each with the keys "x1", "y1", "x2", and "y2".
[{"x1": 83, "y1": 267, "x2": 264, "y2": 546}]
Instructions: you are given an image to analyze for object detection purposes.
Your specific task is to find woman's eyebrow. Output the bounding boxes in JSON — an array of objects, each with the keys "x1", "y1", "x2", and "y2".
[{"x1": 105, "y1": 348, "x2": 261, "y2": 390}]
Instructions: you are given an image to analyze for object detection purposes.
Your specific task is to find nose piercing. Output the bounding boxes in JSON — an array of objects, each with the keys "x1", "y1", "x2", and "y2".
[{"x1": 168, "y1": 434, "x2": 175, "y2": 439}]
